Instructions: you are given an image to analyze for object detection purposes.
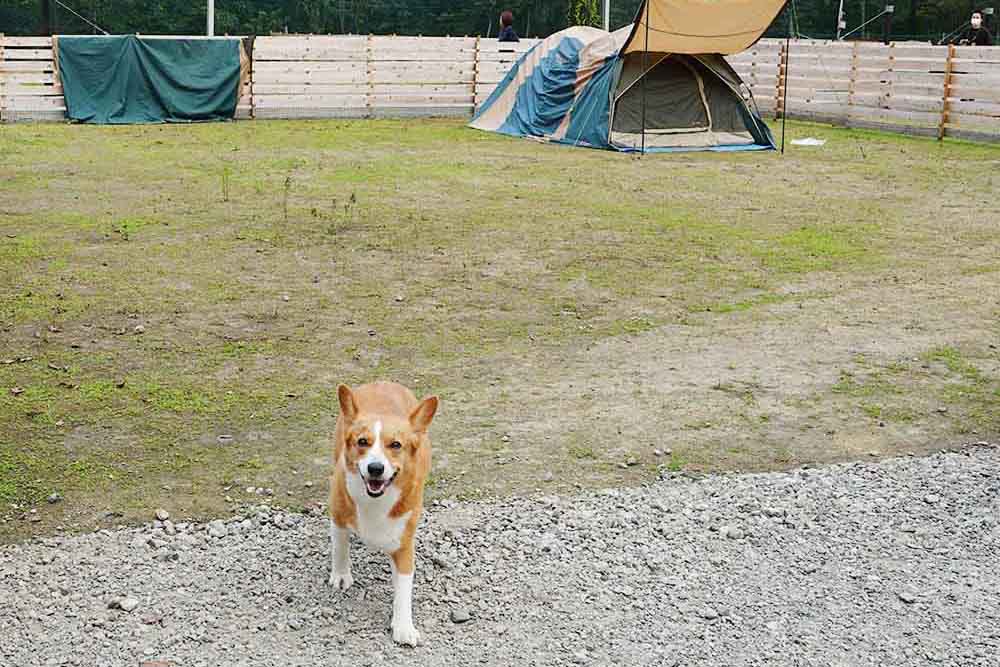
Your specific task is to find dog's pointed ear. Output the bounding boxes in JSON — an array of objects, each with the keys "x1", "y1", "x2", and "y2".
[
  {"x1": 337, "y1": 384, "x2": 358, "y2": 422},
  {"x1": 409, "y1": 395, "x2": 438, "y2": 433}
]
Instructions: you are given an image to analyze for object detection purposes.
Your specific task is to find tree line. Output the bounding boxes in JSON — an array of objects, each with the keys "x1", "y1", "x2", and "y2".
[{"x1": 0, "y1": 0, "x2": 992, "y2": 42}]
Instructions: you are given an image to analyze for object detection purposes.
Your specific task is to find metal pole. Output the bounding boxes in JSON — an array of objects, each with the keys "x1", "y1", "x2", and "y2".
[
  {"x1": 835, "y1": 0, "x2": 846, "y2": 39},
  {"x1": 640, "y1": 2, "x2": 649, "y2": 154},
  {"x1": 603, "y1": 0, "x2": 610, "y2": 31},
  {"x1": 207, "y1": 0, "x2": 215, "y2": 36}
]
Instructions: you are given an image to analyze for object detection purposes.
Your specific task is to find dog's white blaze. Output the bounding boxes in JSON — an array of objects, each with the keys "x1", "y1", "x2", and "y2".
[
  {"x1": 358, "y1": 420, "x2": 395, "y2": 481},
  {"x1": 345, "y1": 472, "x2": 410, "y2": 552}
]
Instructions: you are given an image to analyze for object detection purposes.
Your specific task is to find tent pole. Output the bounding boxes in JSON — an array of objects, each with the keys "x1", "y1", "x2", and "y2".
[{"x1": 640, "y1": 2, "x2": 649, "y2": 155}]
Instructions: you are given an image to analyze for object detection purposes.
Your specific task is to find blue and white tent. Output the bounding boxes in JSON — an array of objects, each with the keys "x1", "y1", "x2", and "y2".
[{"x1": 470, "y1": 0, "x2": 786, "y2": 152}]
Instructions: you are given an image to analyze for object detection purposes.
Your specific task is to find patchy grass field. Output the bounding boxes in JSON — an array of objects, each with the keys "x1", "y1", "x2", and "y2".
[{"x1": 1, "y1": 119, "x2": 998, "y2": 541}]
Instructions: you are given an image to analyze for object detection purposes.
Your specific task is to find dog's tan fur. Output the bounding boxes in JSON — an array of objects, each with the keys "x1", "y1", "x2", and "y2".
[{"x1": 329, "y1": 381, "x2": 437, "y2": 645}]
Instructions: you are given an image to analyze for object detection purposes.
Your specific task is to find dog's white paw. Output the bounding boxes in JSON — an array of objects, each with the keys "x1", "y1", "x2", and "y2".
[
  {"x1": 328, "y1": 572, "x2": 354, "y2": 591},
  {"x1": 392, "y1": 623, "x2": 421, "y2": 647}
]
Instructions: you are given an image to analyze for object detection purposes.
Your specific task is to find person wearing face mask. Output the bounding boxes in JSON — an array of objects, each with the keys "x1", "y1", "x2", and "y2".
[{"x1": 955, "y1": 11, "x2": 993, "y2": 45}]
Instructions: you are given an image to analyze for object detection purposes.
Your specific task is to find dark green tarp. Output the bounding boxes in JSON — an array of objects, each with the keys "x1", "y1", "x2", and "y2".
[{"x1": 56, "y1": 35, "x2": 242, "y2": 124}]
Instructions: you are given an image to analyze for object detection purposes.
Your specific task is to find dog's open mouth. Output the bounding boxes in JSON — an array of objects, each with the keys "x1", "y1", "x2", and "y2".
[{"x1": 364, "y1": 473, "x2": 396, "y2": 497}]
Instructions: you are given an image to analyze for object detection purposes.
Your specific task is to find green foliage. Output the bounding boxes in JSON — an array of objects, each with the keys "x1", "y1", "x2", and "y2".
[
  {"x1": 0, "y1": 0, "x2": 984, "y2": 41},
  {"x1": 568, "y1": 0, "x2": 601, "y2": 28}
]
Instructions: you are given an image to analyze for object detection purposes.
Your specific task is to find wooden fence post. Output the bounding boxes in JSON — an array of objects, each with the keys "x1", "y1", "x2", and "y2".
[
  {"x1": 472, "y1": 35, "x2": 481, "y2": 115},
  {"x1": 775, "y1": 39, "x2": 788, "y2": 119},
  {"x1": 846, "y1": 40, "x2": 858, "y2": 124},
  {"x1": 366, "y1": 34, "x2": 374, "y2": 119},
  {"x1": 938, "y1": 44, "x2": 955, "y2": 140}
]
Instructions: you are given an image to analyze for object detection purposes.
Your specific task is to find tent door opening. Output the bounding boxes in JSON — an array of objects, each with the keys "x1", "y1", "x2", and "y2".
[{"x1": 609, "y1": 53, "x2": 756, "y2": 150}]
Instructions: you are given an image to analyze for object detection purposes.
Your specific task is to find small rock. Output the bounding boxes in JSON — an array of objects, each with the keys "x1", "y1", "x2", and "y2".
[
  {"x1": 207, "y1": 520, "x2": 228, "y2": 538},
  {"x1": 625, "y1": 456, "x2": 639, "y2": 467},
  {"x1": 762, "y1": 507, "x2": 785, "y2": 518},
  {"x1": 571, "y1": 651, "x2": 589, "y2": 664},
  {"x1": 936, "y1": 406, "x2": 948, "y2": 414},
  {"x1": 542, "y1": 471, "x2": 554, "y2": 482},
  {"x1": 109, "y1": 597, "x2": 140, "y2": 612},
  {"x1": 653, "y1": 449, "x2": 664, "y2": 457},
  {"x1": 281, "y1": 295, "x2": 290, "y2": 302},
  {"x1": 394, "y1": 295, "x2": 405, "y2": 302},
  {"x1": 449, "y1": 608, "x2": 471, "y2": 624},
  {"x1": 898, "y1": 590, "x2": 917, "y2": 604},
  {"x1": 288, "y1": 618, "x2": 303, "y2": 631},
  {"x1": 133, "y1": 325, "x2": 145, "y2": 334},
  {"x1": 923, "y1": 494, "x2": 941, "y2": 505},
  {"x1": 700, "y1": 607, "x2": 719, "y2": 620},
  {"x1": 154, "y1": 509, "x2": 169, "y2": 521},
  {"x1": 47, "y1": 492, "x2": 62, "y2": 504},
  {"x1": 868, "y1": 451, "x2": 878, "y2": 457},
  {"x1": 725, "y1": 526, "x2": 745, "y2": 540},
  {"x1": 304, "y1": 481, "x2": 314, "y2": 488}
]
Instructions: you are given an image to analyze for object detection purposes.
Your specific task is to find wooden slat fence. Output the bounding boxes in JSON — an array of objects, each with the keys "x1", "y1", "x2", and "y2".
[
  {"x1": 1, "y1": 34, "x2": 998, "y2": 143},
  {"x1": 0, "y1": 35, "x2": 66, "y2": 122},
  {"x1": 251, "y1": 35, "x2": 537, "y2": 118},
  {"x1": 727, "y1": 38, "x2": 1000, "y2": 142}
]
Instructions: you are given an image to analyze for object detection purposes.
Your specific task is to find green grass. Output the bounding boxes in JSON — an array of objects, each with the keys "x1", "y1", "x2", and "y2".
[{"x1": 0, "y1": 118, "x2": 998, "y2": 541}]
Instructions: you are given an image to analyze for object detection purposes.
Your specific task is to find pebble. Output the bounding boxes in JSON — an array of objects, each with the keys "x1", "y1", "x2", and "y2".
[
  {"x1": 923, "y1": 494, "x2": 941, "y2": 504},
  {"x1": 154, "y1": 509, "x2": 169, "y2": 522},
  {"x1": 449, "y1": 608, "x2": 471, "y2": 624},
  {"x1": 725, "y1": 526, "x2": 745, "y2": 540},
  {"x1": 700, "y1": 607, "x2": 720, "y2": 620},
  {"x1": 207, "y1": 520, "x2": 228, "y2": 538},
  {"x1": 898, "y1": 590, "x2": 917, "y2": 604},
  {"x1": 47, "y1": 493, "x2": 62, "y2": 504}
]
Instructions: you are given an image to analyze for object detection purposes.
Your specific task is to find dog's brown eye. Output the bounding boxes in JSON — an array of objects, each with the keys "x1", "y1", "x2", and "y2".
[
  {"x1": 357, "y1": 437, "x2": 369, "y2": 447},
  {"x1": 389, "y1": 441, "x2": 402, "y2": 450}
]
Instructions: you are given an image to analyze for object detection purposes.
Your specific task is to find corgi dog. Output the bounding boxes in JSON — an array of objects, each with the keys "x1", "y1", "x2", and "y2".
[{"x1": 329, "y1": 381, "x2": 438, "y2": 647}]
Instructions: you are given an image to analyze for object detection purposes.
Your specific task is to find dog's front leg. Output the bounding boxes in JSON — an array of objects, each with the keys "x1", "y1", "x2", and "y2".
[
  {"x1": 328, "y1": 519, "x2": 354, "y2": 591},
  {"x1": 390, "y1": 543, "x2": 420, "y2": 647}
]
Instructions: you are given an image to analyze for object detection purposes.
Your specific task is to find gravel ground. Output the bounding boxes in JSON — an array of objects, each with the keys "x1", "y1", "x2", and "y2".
[{"x1": 2, "y1": 444, "x2": 998, "y2": 667}]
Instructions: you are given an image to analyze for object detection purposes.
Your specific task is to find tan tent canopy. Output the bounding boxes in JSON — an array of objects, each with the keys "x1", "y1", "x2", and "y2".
[{"x1": 622, "y1": 0, "x2": 787, "y2": 56}]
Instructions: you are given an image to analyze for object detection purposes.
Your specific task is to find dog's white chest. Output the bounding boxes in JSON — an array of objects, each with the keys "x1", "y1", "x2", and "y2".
[{"x1": 347, "y1": 473, "x2": 410, "y2": 553}]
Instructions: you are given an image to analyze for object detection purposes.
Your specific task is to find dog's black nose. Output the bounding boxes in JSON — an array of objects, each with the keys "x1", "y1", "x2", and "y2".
[{"x1": 367, "y1": 461, "x2": 385, "y2": 478}]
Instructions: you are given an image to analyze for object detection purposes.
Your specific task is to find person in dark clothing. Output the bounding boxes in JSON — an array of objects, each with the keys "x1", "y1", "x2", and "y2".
[
  {"x1": 955, "y1": 11, "x2": 993, "y2": 45},
  {"x1": 498, "y1": 10, "x2": 520, "y2": 42}
]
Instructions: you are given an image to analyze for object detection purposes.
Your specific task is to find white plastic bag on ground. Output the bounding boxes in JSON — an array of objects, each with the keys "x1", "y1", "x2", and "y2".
[{"x1": 791, "y1": 137, "x2": 826, "y2": 146}]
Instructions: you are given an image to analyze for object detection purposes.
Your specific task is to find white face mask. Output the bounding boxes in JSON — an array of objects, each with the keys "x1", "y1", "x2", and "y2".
[{"x1": 971, "y1": 15, "x2": 983, "y2": 29}]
